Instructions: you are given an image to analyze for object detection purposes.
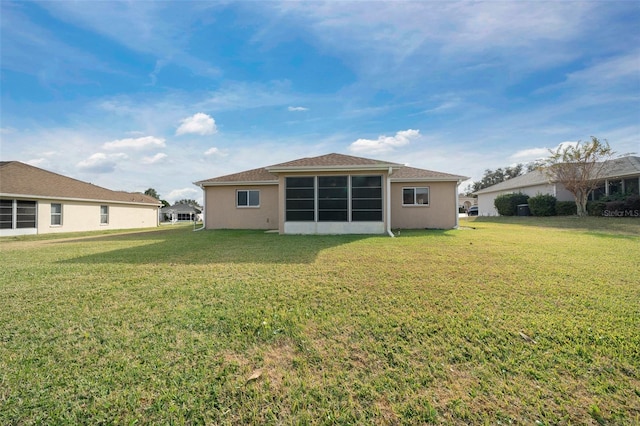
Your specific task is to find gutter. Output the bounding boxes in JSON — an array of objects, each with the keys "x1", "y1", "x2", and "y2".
[
  {"x1": 386, "y1": 167, "x2": 395, "y2": 237},
  {"x1": 193, "y1": 183, "x2": 206, "y2": 231}
]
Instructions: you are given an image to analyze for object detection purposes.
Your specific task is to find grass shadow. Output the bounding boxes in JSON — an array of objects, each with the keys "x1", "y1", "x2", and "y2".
[
  {"x1": 464, "y1": 216, "x2": 640, "y2": 237},
  {"x1": 58, "y1": 227, "x2": 373, "y2": 265}
]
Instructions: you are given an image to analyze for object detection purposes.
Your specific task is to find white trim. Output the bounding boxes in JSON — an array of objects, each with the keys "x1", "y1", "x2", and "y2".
[
  {"x1": 196, "y1": 180, "x2": 277, "y2": 187},
  {"x1": 386, "y1": 168, "x2": 394, "y2": 237},
  {"x1": 391, "y1": 177, "x2": 465, "y2": 183},
  {"x1": 267, "y1": 164, "x2": 400, "y2": 173},
  {"x1": 0, "y1": 192, "x2": 161, "y2": 207},
  {"x1": 285, "y1": 221, "x2": 385, "y2": 235}
]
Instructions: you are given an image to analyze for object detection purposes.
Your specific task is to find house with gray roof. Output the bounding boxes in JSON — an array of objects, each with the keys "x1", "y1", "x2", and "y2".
[
  {"x1": 160, "y1": 203, "x2": 202, "y2": 223},
  {"x1": 473, "y1": 156, "x2": 640, "y2": 216},
  {"x1": 195, "y1": 153, "x2": 468, "y2": 235},
  {"x1": 0, "y1": 161, "x2": 162, "y2": 236}
]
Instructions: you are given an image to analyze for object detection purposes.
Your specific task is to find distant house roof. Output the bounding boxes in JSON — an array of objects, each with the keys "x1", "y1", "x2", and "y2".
[
  {"x1": 160, "y1": 203, "x2": 202, "y2": 214},
  {"x1": 0, "y1": 161, "x2": 162, "y2": 206},
  {"x1": 601, "y1": 156, "x2": 640, "y2": 178},
  {"x1": 473, "y1": 170, "x2": 549, "y2": 195},
  {"x1": 195, "y1": 153, "x2": 468, "y2": 186},
  {"x1": 473, "y1": 156, "x2": 640, "y2": 195}
]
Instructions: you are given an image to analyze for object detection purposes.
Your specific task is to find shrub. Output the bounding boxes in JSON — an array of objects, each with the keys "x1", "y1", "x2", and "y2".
[
  {"x1": 494, "y1": 193, "x2": 530, "y2": 216},
  {"x1": 587, "y1": 201, "x2": 606, "y2": 216},
  {"x1": 556, "y1": 201, "x2": 577, "y2": 216},
  {"x1": 528, "y1": 194, "x2": 557, "y2": 216},
  {"x1": 624, "y1": 194, "x2": 640, "y2": 210},
  {"x1": 587, "y1": 194, "x2": 640, "y2": 216}
]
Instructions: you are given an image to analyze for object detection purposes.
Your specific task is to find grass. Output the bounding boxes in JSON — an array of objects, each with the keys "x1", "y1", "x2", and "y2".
[{"x1": 1, "y1": 217, "x2": 639, "y2": 424}]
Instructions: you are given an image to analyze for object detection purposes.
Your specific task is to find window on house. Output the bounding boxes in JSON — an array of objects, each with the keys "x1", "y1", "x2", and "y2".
[
  {"x1": 403, "y1": 187, "x2": 430, "y2": 206},
  {"x1": 624, "y1": 178, "x2": 639, "y2": 195},
  {"x1": 608, "y1": 179, "x2": 623, "y2": 196},
  {"x1": 351, "y1": 175, "x2": 382, "y2": 221},
  {"x1": 0, "y1": 199, "x2": 37, "y2": 229},
  {"x1": 0, "y1": 199, "x2": 14, "y2": 229},
  {"x1": 16, "y1": 200, "x2": 36, "y2": 228},
  {"x1": 286, "y1": 175, "x2": 385, "y2": 223},
  {"x1": 286, "y1": 177, "x2": 315, "y2": 221},
  {"x1": 590, "y1": 183, "x2": 606, "y2": 201},
  {"x1": 237, "y1": 190, "x2": 260, "y2": 207},
  {"x1": 318, "y1": 176, "x2": 348, "y2": 221},
  {"x1": 0, "y1": 199, "x2": 12, "y2": 229},
  {"x1": 100, "y1": 205, "x2": 109, "y2": 224},
  {"x1": 51, "y1": 203, "x2": 62, "y2": 226}
]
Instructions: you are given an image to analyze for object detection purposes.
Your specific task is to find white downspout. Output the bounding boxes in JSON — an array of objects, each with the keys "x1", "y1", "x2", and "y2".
[
  {"x1": 387, "y1": 167, "x2": 395, "y2": 237},
  {"x1": 454, "y1": 181, "x2": 460, "y2": 229},
  {"x1": 193, "y1": 184, "x2": 206, "y2": 231}
]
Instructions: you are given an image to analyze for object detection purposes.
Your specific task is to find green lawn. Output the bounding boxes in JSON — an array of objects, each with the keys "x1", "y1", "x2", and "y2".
[{"x1": 1, "y1": 218, "x2": 639, "y2": 424}]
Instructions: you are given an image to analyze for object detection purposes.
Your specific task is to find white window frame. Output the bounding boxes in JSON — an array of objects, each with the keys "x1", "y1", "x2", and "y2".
[
  {"x1": 51, "y1": 203, "x2": 62, "y2": 226},
  {"x1": 402, "y1": 187, "x2": 430, "y2": 206},
  {"x1": 237, "y1": 189, "x2": 260, "y2": 208},
  {"x1": 100, "y1": 205, "x2": 109, "y2": 224}
]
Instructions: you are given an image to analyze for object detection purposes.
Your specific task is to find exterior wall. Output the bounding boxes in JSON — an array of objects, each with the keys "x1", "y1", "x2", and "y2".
[
  {"x1": 277, "y1": 170, "x2": 391, "y2": 234},
  {"x1": 38, "y1": 200, "x2": 158, "y2": 234},
  {"x1": 204, "y1": 185, "x2": 279, "y2": 230},
  {"x1": 554, "y1": 184, "x2": 575, "y2": 202},
  {"x1": 284, "y1": 221, "x2": 385, "y2": 235},
  {"x1": 0, "y1": 197, "x2": 158, "y2": 237},
  {"x1": 390, "y1": 181, "x2": 459, "y2": 229},
  {"x1": 477, "y1": 183, "x2": 557, "y2": 216}
]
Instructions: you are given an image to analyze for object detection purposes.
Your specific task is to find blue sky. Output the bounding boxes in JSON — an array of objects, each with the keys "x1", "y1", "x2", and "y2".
[{"x1": 1, "y1": 1, "x2": 639, "y2": 203}]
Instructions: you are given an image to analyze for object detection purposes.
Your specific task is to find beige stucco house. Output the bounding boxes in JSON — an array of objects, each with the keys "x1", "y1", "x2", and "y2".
[
  {"x1": 195, "y1": 153, "x2": 468, "y2": 235},
  {"x1": 474, "y1": 156, "x2": 640, "y2": 216},
  {"x1": 0, "y1": 161, "x2": 162, "y2": 237}
]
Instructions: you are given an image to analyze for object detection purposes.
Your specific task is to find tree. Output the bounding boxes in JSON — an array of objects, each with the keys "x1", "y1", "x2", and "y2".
[
  {"x1": 542, "y1": 137, "x2": 615, "y2": 217},
  {"x1": 471, "y1": 164, "x2": 525, "y2": 193},
  {"x1": 144, "y1": 188, "x2": 160, "y2": 199},
  {"x1": 176, "y1": 198, "x2": 202, "y2": 208},
  {"x1": 144, "y1": 188, "x2": 169, "y2": 207}
]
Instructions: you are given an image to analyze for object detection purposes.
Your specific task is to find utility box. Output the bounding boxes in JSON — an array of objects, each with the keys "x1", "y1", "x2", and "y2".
[{"x1": 517, "y1": 204, "x2": 530, "y2": 216}]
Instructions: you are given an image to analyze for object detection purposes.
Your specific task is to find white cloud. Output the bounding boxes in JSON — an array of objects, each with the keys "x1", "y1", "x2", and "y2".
[
  {"x1": 141, "y1": 153, "x2": 168, "y2": 164},
  {"x1": 103, "y1": 136, "x2": 166, "y2": 151},
  {"x1": 77, "y1": 152, "x2": 128, "y2": 173},
  {"x1": 288, "y1": 106, "x2": 309, "y2": 111},
  {"x1": 510, "y1": 147, "x2": 549, "y2": 161},
  {"x1": 204, "y1": 147, "x2": 227, "y2": 156},
  {"x1": 166, "y1": 187, "x2": 200, "y2": 203},
  {"x1": 349, "y1": 129, "x2": 421, "y2": 155},
  {"x1": 176, "y1": 112, "x2": 217, "y2": 136},
  {"x1": 26, "y1": 158, "x2": 49, "y2": 167}
]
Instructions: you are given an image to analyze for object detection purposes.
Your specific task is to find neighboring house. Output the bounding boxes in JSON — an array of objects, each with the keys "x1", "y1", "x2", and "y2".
[
  {"x1": 160, "y1": 203, "x2": 202, "y2": 223},
  {"x1": 195, "y1": 153, "x2": 468, "y2": 235},
  {"x1": 474, "y1": 156, "x2": 640, "y2": 216},
  {"x1": 458, "y1": 195, "x2": 477, "y2": 211},
  {"x1": 0, "y1": 161, "x2": 162, "y2": 237}
]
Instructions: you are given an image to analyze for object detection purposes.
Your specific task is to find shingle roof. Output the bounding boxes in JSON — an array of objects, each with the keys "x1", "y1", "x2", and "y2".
[
  {"x1": 195, "y1": 153, "x2": 468, "y2": 185},
  {"x1": 601, "y1": 156, "x2": 640, "y2": 178},
  {"x1": 267, "y1": 153, "x2": 402, "y2": 169},
  {"x1": 473, "y1": 169, "x2": 549, "y2": 194},
  {"x1": 390, "y1": 165, "x2": 468, "y2": 181},
  {"x1": 160, "y1": 203, "x2": 202, "y2": 214},
  {"x1": 195, "y1": 166, "x2": 278, "y2": 185},
  {"x1": 0, "y1": 161, "x2": 161, "y2": 205}
]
